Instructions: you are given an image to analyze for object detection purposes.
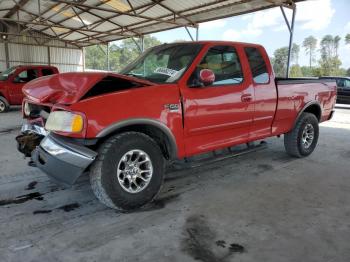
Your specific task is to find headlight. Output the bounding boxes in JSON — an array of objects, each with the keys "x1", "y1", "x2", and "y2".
[
  {"x1": 24, "y1": 101, "x2": 31, "y2": 116},
  {"x1": 45, "y1": 111, "x2": 84, "y2": 133}
]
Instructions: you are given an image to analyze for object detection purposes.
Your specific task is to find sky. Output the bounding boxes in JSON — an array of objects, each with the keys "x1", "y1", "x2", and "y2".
[{"x1": 149, "y1": 0, "x2": 350, "y2": 69}]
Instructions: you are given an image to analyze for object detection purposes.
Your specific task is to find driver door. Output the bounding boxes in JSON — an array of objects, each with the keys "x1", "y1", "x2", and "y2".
[{"x1": 180, "y1": 44, "x2": 254, "y2": 156}]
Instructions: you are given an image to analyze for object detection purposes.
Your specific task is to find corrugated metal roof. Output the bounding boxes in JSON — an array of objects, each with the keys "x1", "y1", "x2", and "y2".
[{"x1": 0, "y1": 0, "x2": 305, "y2": 47}]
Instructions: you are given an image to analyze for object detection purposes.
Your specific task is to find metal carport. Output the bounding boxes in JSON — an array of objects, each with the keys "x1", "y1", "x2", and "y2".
[{"x1": 0, "y1": 0, "x2": 304, "y2": 75}]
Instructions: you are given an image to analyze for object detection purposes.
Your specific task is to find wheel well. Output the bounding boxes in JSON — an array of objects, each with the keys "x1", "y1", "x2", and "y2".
[
  {"x1": 98, "y1": 124, "x2": 175, "y2": 160},
  {"x1": 303, "y1": 104, "x2": 321, "y2": 122}
]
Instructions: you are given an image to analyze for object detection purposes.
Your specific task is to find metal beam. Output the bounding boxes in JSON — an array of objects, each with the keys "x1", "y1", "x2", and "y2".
[
  {"x1": 280, "y1": 3, "x2": 296, "y2": 78},
  {"x1": 185, "y1": 26, "x2": 194, "y2": 41},
  {"x1": 4, "y1": 0, "x2": 30, "y2": 18},
  {"x1": 53, "y1": 0, "x2": 188, "y2": 27}
]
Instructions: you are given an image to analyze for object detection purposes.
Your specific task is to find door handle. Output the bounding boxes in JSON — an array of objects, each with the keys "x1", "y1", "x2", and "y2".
[{"x1": 241, "y1": 94, "x2": 252, "y2": 102}]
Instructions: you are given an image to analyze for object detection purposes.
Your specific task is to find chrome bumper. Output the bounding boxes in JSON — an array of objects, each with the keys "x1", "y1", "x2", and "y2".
[
  {"x1": 32, "y1": 133, "x2": 97, "y2": 185},
  {"x1": 21, "y1": 122, "x2": 48, "y2": 136}
]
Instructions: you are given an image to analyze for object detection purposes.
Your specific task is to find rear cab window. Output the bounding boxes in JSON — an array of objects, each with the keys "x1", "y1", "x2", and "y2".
[
  {"x1": 16, "y1": 68, "x2": 39, "y2": 83},
  {"x1": 244, "y1": 47, "x2": 269, "y2": 84},
  {"x1": 189, "y1": 45, "x2": 244, "y2": 87},
  {"x1": 42, "y1": 68, "x2": 55, "y2": 76}
]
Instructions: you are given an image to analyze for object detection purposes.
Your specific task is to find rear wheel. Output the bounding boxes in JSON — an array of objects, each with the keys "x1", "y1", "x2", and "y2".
[
  {"x1": 284, "y1": 112, "x2": 319, "y2": 158},
  {"x1": 0, "y1": 96, "x2": 9, "y2": 113},
  {"x1": 89, "y1": 132, "x2": 165, "y2": 210}
]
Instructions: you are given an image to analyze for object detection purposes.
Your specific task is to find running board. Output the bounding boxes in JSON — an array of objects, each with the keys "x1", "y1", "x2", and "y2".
[{"x1": 169, "y1": 141, "x2": 267, "y2": 171}]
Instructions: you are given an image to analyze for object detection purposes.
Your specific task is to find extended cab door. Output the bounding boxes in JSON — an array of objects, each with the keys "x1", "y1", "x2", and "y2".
[
  {"x1": 180, "y1": 44, "x2": 254, "y2": 156},
  {"x1": 9, "y1": 68, "x2": 40, "y2": 105},
  {"x1": 244, "y1": 46, "x2": 277, "y2": 139},
  {"x1": 336, "y1": 78, "x2": 350, "y2": 103}
]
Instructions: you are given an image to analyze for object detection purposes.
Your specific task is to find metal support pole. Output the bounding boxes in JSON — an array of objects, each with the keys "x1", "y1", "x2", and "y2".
[
  {"x1": 106, "y1": 42, "x2": 110, "y2": 71},
  {"x1": 4, "y1": 41, "x2": 9, "y2": 69},
  {"x1": 47, "y1": 46, "x2": 51, "y2": 66},
  {"x1": 82, "y1": 47, "x2": 85, "y2": 72},
  {"x1": 196, "y1": 26, "x2": 199, "y2": 41},
  {"x1": 140, "y1": 36, "x2": 144, "y2": 52},
  {"x1": 185, "y1": 26, "x2": 194, "y2": 41},
  {"x1": 131, "y1": 37, "x2": 142, "y2": 53},
  {"x1": 281, "y1": 4, "x2": 296, "y2": 78}
]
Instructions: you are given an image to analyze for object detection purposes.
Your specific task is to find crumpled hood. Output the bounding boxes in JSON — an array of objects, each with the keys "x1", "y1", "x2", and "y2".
[{"x1": 23, "y1": 72, "x2": 152, "y2": 105}]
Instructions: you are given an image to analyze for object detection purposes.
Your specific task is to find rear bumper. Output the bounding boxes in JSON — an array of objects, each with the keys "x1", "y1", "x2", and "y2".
[{"x1": 32, "y1": 133, "x2": 97, "y2": 186}]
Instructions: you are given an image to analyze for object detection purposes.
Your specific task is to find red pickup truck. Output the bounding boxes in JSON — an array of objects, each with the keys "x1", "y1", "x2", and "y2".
[
  {"x1": 17, "y1": 41, "x2": 336, "y2": 210},
  {"x1": 0, "y1": 65, "x2": 58, "y2": 112}
]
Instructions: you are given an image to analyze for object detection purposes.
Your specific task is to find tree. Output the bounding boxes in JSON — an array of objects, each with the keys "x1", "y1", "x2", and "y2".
[
  {"x1": 85, "y1": 35, "x2": 162, "y2": 72},
  {"x1": 346, "y1": 34, "x2": 350, "y2": 45},
  {"x1": 347, "y1": 68, "x2": 350, "y2": 76},
  {"x1": 271, "y1": 47, "x2": 289, "y2": 77},
  {"x1": 302, "y1": 36, "x2": 317, "y2": 68},
  {"x1": 291, "y1": 43, "x2": 300, "y2": 65},
  {"x1": 85, "y1": 45, "x2": 108, "y2": 70},
  {"x1": 319, "y1": 35, "x2": 342, "y2": 76},
  {"x1": 334, "y1": 35, "x2": 341, "y2": 56}
]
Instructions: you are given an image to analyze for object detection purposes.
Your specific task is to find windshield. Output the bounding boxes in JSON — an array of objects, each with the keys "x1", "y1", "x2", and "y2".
[
  {"x1": 0, "y1": 66, "x2": 17, "y2": 81},
  {"x1": 120, "y1": 43, "x2": 202, "y2": 84}
]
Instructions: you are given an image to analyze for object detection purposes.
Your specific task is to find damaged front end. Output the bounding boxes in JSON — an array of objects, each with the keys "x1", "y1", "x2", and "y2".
[
  {"x1": 16, "y1": 100, "x2": 97, "y2": 186},
  {"x1": 16, "y1": 119, "x2": 48, "y2": 158}
]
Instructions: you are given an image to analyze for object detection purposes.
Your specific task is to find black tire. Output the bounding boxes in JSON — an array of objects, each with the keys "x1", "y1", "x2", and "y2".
[
  {"x1": 284, "y1": 112, "x2": 319, "y2": 158},
  {"x1": 89, "y1": 132, "x2": 165, "y2": 210},
  {"x1": 0, "y1": 96, "x2": 9, "y2": 113}
]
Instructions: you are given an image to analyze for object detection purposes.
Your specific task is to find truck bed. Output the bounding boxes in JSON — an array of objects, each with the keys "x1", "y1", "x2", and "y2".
[
  {"x1": 272, "y1": 77, "x2": 337, "y2": 136},
  {"x1": 276, "y1": 78, "x2": 335, "y2": 85}
]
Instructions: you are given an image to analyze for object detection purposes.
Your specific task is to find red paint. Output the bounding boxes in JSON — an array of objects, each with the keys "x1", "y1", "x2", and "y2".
[
  {"x1": 22, "y1": 41, "x2": 336, "y2": 159},
  {"x1": 0, "y1": 65, "x2": 58, "y2": 106}
]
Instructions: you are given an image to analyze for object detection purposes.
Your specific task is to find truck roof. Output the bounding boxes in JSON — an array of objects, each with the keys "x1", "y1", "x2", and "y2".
[
  {"x1": 161, "y1": 40, "x2": 263, "y2": 48},
  {"x1": 15, "y1": 65, "x2": 58, "y2": 68}
]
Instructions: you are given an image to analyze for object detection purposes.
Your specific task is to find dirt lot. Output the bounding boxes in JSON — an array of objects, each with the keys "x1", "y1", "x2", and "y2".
[{"x1": 1, "y1": 106, "x2": 350, "y2": 262}]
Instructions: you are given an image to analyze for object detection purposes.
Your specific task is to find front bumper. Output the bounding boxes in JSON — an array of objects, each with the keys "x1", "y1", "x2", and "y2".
[{"x1": 32, "y1": 133, "x2": 97, "y2": 186}]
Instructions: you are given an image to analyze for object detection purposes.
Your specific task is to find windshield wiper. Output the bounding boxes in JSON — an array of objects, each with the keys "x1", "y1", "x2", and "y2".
[{"x1": 123, "y1": 73, "x2": 144, "y2": 79}]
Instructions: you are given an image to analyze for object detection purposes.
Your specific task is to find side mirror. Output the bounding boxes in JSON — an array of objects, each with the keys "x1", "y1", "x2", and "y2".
[{"x1": 199, "y1": 69, "x2": 215, "y2": 86}]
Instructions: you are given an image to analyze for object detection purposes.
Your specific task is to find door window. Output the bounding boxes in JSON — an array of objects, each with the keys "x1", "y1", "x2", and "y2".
[
  {"x1": 343, "y1": 79, "x2": 350, "y2": 89},
  {"x1": 42, "y1": 68, "x2": 55, "y2": 76},
  {"x1": 336, "y1": 79, "x2": 345, "y2": 87},
  {"x1": 244, "y1": 47, "x2": 269, "y2": 84},
  {"x1": 16, "y1": 69, "x2": 39, "y2": 83},
  {"x1": 189, "y1": 45, "x2": 244, "y2": 87}
]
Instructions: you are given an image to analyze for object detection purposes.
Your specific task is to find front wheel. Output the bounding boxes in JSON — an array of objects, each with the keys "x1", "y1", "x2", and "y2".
[
  {"x1": 284, "y1": 112, "x2": 319, "y2": 158},
  {"x1": 89, "y1": 132, "x2": 165, "y2": 210},
  {"x1": 0, "y1": 96, "x2": 9, "y2": 113}
]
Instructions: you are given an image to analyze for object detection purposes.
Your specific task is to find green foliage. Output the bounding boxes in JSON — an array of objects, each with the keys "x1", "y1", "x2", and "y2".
[
  {"x1": 302, "y1": 36, "x2": 317, "y2": 68},
  {"x1": 84, "y1": 45, "x2": 108, "y2": 70},
  {"x1": 346, "y1": 34, "x2": 350, "y2": 45},
  {"x1": 85, "y1": 36, "x2": 162, "y2": 72},
  {"x1": 319, "y1": 35, "x2": 342, "y2": 76},
  {"x1": 291, "y1": 43, "x2": 300, "y2": 65},
  {"x1": 289, "y1": 65, "x2": 302, "y2": 77},
  {"x1": 271, "y1": 47, "x2": 289, "y2": 77},
  {"x1": 347, "y1": 68, "x2": 350, "y2": 76}
]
